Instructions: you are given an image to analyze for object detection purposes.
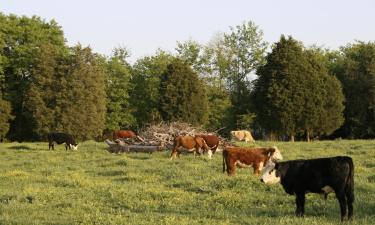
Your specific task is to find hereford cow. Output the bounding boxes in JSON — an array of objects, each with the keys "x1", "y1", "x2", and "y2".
[
  {"x1": 222, "y1": 146, "x2": 283, "y2": 176},
  {"x1": 113, "y1": 130, "x2": 136, "y2": 140},
  {"x1": 230, "y1": 130, "x2": 254, "y2": 142},
  {"x1": 260, "y1": 156, "x2": 354, "y2": 221},
  {"x1": 170, "y1": 135, "x2": 211, "y2": 159},
  {"x1": 195, "y1": 134, "x2": 220, "y2": 155},
  {"x1": 48, "y1": 132, "x2": 78, "y2": 150}
]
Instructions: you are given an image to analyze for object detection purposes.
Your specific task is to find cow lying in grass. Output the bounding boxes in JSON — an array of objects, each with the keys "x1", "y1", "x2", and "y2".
[
  {"x1": 260, "y1": 156, "x2": 354, "y2": 221},
  {"x1": 222, "y1": 146, "x2": 283, "y2": 176},
  {"x1": 230, "y1": 130, "x2": 254, "y2": 142}
]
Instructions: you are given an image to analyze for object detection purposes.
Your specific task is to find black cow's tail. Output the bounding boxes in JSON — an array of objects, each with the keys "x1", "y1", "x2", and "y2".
[{"x1": 345, "y1": 157, "x2": 355, "y2": 203}]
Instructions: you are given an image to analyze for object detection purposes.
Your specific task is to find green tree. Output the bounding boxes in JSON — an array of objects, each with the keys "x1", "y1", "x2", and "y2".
[
  {"x1": 175, "y1": 39, "x2": 234, "y2": 133},
  {"x1": 333, "y1": 42, "x2": 375, "y2": 138},
  {"x1": 159, "y1": 58, "x2": 208, "y2": 125},
  {"x1": 253, "y1": 36, "x2": 344, "y2": 141},
  {"x1": 105, "y1": 48, "x2": 135, "y2": 132},
  {"x1": 0, "y1": 97, "x2": 12, "y2": 139},
  {"x1": 221, "y1": 21, "x2": 267, "y2": 118},
  {"x1": 59, "y1": 45, "x2": 106, "y2": 140},
  {"x1": 130, "y1": 50, "x2": 174, "y2": 127},
  {"x1": 0, "y1": 13, "x2": 66, "y2": 140},
  {"x1": 302, "y1": 48, "x2": 345, "y2": 141},
  {"x1": 24, "y1": 42, "x2": 62, "y2": 139}
]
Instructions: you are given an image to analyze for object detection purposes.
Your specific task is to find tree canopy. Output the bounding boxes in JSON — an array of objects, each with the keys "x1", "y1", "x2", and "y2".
[
  {"x1": 159, "y1": 58, "x2": 208, "y2": 125},
  {"x1": 253, "y1": 36, "x2": 344, "y2": 141}
]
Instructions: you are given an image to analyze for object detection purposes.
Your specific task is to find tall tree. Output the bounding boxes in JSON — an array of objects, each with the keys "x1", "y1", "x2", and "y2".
[
  {"x1": 302, "y1": 48, "x2": 345, "y2": 141},
  {"x1": 130, "y1": 50, "x2": 174, "y2": 127},
  {"x1": 105, "y1": 47, "x2": 135, "y2": 132},
  {"x1": 176, "y1": 39, "x2": 234, "y2": 133},
  {"x1": 253, "y1": 36, "x2": 344, "y2": 141},
  {"x1": 159, "y1": 58, "x2": 208, "y2": 125},
  {"x1": 333, "y1": 42, "x2": 375, "y2": 138},
  {"x1": 57, "y1": 45, "x2": 106, "y2": 140},
  {"x1": 24, "y1": 42, "x2": 62, "y2": 139},
  {"x1": 0, "y1": 13, "x2": 66, "y2": 140},
  {"x1": 221, "y1": 21, "x2": 268, "y2": 118},
  {"x1": 0, "y1": 97, "x2": 12, "y2": 140}
]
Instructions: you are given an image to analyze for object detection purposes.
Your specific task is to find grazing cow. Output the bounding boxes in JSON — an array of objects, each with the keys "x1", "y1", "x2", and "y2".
[
  {"x1": 48, "y1": 132, "x2": 78, "y2": 150},
  {"x1": 222, "y1": 146, "x2": 283, "y2": 176},
  {"x1": 230, "y1": 130, "x2": 254, "y2": 142},
  {"x1": 113, "y1": 130, "x2": 136, "y2": 140},
  {"x1": 195, "y1": 134, "x2": 220, "y2": 157},
  {"x1": 260, "y1": 156, "x2": 354, "y2": 221},
  {"x1": 170, "y1": 135, "x2": 210, "y2": 159}
]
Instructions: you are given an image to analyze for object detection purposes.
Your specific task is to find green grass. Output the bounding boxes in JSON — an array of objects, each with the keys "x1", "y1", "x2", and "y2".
[{"x1": 0, "y1": 140, "x2": 374, "y2": 224}]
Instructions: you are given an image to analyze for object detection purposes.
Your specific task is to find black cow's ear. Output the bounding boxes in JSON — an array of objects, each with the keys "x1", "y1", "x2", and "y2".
[{"x1": 274, "y1": 163, "x2": 279, "y2": 170}]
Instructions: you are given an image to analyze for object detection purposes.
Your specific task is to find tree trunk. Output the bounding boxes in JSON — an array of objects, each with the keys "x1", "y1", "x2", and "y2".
[
  {"x1": 290, "y1": 135, "x2": 295, "y2": 142},
  {"x1": 306, "y1": 130, "x2": 310, "y2": 142}
]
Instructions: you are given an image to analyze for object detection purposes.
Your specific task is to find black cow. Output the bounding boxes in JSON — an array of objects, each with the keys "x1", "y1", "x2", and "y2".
[
  {"x1": 260, "y1": 156, "x2": 354, "y2": 221},
  {"x1": 48, "y1": 132, "x2": 78, "y2": 150}
]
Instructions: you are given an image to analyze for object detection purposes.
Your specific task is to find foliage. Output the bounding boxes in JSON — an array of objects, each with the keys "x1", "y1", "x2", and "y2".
[
  {"x1": 0, "y1": 97, "x2": 12, "y2": 138},
  {"x1": 221, "y1": 21, "x2": 268, "y2": 117},
  {"x1": 58, "y1": 45, "x2": 106, "y2": 140},
  {"x1": 176, "y1": 40, "x2": 234, "y2": 133},
  {"x1": 105, "y1": 47, "x2": 135, "y2": 131},
  {"x1": 253, "y1": 36, "x2": 344, "y2": 141},
  {"x1": 0, "y1": 13, "x2": 66, "y2": 140},
  {"x1": 23, "y1": 42, "x2": 60, "y2": 139},
  {"x1": 332, "y1": 42, "x2": 375, "y2": 139},
  {"x1": 130, "y1": 50, "x2": 175, "y2": 127},
  {"x1": 159, "y1": 58, "x2": 208, "y2": 125},
  {"x1": 0, "y1": 140, "x2": 374, "y2": 224}
]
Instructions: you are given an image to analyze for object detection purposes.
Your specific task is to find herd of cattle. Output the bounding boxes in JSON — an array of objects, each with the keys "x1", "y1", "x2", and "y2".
[{"x1": 46, "y1": 130, "x2": 354, "y2": 221}]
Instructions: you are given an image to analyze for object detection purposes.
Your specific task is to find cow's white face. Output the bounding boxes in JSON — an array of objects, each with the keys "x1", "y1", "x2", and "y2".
[
  {"x1": 271, "y1": 146, "x2": 283, "y2": 161},
  {"x1": 260, "y1": 160, "x2": 280, "y2": 184},
  {"x1": 70, "y1": 144, "x2": 78, "y2": 151}
]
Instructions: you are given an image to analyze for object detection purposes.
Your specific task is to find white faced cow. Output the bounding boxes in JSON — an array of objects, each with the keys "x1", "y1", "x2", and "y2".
[
  {"x1": 260, "y1": 156, "x2": 354, "y2": 221},
  {"x1": 48, "y1": 132, "x2": 78, "y2": 150}
]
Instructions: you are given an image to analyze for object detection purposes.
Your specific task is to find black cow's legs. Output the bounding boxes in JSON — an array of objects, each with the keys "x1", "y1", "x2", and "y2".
[
  {"x1": 295, "y1": 193, "x2": 305, "y2": 217},
  {"x1": 336, "y1": 193, "x2": 347, "y2": 221},
  {"x1": 346, "y1": 188, "x2": 354, "y2": 220}
]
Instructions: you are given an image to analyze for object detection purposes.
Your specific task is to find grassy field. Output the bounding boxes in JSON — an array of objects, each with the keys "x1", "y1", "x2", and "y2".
[{"x1": 0, "y1": 140, "x2": 374, "y2": 225}]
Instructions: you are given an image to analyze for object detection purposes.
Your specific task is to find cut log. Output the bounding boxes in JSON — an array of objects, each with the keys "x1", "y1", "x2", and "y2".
[{"x1": 105, "y1": 139, "x2": 163, "y2": 154}]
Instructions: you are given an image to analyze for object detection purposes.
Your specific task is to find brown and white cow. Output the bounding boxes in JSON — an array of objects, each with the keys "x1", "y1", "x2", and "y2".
[
  {"x1": 230, "y1": 130, "x2": 254, "y2": 142},
  {"x1": 195, "y1": 134, "x2": 220, "y2": 157},
  {"x1": 170, "y1": 135, "x2": 210, "y2": 159},
  {"x1": 222, "y1": 146, "x2": 283, "y2": 176},
  {"x1": 113, "y1": 130, "x2": 136, "y2": 140}
]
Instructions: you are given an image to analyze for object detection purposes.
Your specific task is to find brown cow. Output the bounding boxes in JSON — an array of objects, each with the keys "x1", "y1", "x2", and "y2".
[
  {"x1": 222, "y1": 146, "x2": 283, "y2": 176},
  {"x1": 113, "y1": 130, "x2": 136, "y2": 140},
  {"x1": 170, "y1": 135, "x2": 210, "y2": 159},
  {"x1": 195, "y1": 134, "x2": 220, "y2": 157}
]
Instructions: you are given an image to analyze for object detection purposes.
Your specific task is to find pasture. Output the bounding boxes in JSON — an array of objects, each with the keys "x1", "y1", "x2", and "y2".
[{"x1": 0, "y1": 140, "x2": 374, "y2": 225}]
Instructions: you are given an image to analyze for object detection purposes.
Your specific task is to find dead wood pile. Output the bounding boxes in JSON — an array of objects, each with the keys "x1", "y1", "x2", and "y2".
[{"x1": 105, "y1": 122, "x2": 218, "y2": 153}]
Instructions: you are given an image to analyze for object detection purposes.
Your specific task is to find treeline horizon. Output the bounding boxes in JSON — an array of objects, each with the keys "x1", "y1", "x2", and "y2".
[{"x1": 0, "y1": 13, "x2": 375, "y2": 142}]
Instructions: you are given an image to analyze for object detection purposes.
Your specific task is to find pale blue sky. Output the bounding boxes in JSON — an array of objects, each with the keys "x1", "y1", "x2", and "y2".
[{"x1": 2, "y1": 0, "x2": 374, "y2": 61}]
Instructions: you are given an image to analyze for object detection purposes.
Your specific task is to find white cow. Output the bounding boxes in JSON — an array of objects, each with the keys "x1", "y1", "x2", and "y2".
[{"x1": 230, "y1": 130, "x2": 254, "y2": 142}]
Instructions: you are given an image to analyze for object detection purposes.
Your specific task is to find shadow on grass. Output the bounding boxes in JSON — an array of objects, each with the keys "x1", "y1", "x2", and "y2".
[{"x1": 8, "y1": 145, "x2": 32, "y2": 150}]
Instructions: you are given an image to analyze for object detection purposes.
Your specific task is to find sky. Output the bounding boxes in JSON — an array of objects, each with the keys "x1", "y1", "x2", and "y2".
[{"x1": 1, "y1": 0, "x2": 375, "y2": 61}]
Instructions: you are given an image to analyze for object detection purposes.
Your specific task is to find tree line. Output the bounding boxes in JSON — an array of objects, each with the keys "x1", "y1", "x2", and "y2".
[{"x1": 0, "y1": 13, "x2": 374, "y2": 141}]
